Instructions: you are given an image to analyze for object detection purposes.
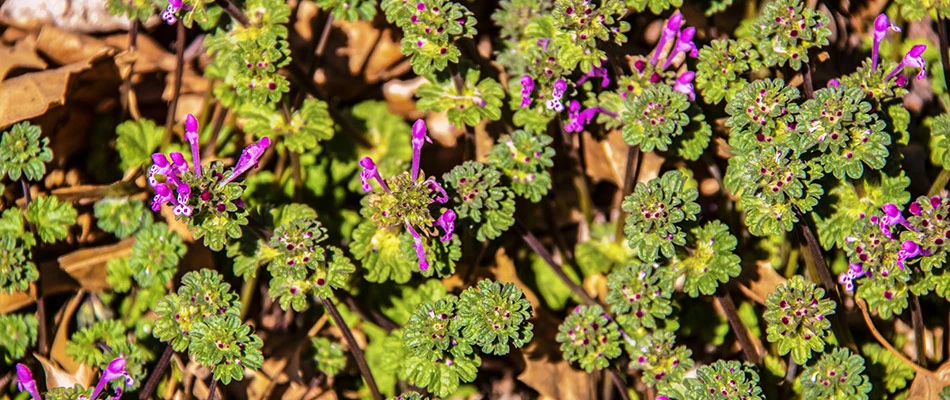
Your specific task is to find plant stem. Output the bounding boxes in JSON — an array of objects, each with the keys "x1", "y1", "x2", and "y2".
[
  {"x1": 120, "y1": 19, "x2": 139, "y2": 119},
  {"x1": 290, "y1": 152, "x2": 302, "y2": 199},
  {"x1": 202, "y1": 103, "x2": 229, "y2": 160},
  {"x1": 21, "y1": 179, "x2": 46, "y2": 356},
  {"x1": 802, "y1": 61, "x2": 815, "y2": 99},
  {"x1": 910, "y1": 293, "x2": 928, "y2": 367},
  {"x1": 163, "y1": 20, "x2": 186, "y2": 147},
  {"x1": 607, "y1": 368, "x2": 630, "y2": 400},
  {"x1": 792, "y1": 206, "x2": 856, "y2": 351},
  {"x1": 321, "y1": 296, "x2": 382, "y2": 400},
  {"x1": 936, "y1": 18, "x2": 950, "y2": 105},
  {"x1": 239, "y1": 273, "x2": 257, "y2": 320},
  {"x1": 783, "y1": 358, "x2": 798, "y2": 385},
  {"x1": 207, "y1": 378, "x2": 217, "y2": 400},
  {"x1": 214, "y1": 0, "x2": 251, "y2": 27},
  {"x1": 856, "y1": 298, "x2": 950, "y2": 384},
  {"x1": 615, "y1": 146, "x2": 641, "y2": 243},
  {"x1": 929, "y1": 168, "x2": 950, "y2": 196},
  {"x1": 315, "y1": 14, "x2": 335, "y2": 61},
  {"x1": 339, "y1": 290, "x2": 399, "y2": 332},
  {"x1": 514, "y1": 220, "x2": 597, "y2": 306},
  {"x1": 139, "y1": 344, "x2": 174, "y2": 400},
  {"x1": 715, "y1": 285, "x2": 761, "y2": 364}
]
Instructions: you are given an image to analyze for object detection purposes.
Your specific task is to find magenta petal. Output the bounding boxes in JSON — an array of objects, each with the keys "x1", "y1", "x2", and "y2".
[
  {"x1": 92, "y1": 357, "x2": 129, "y2": 400},
  {"x1": 909, "y1": 202, "x2": 922, "y2": 215},
  {"x1": 15, "y1": 364, "x2": 40, "y2": 400},
  {"x1": 219, "y1": 137, "x2": 271, "y2": 187},
  {"x1": 405, "y1": 223, "x2": 429, "y2": 270},
  {"x1": 411, "y1": 119, "x2": 430, "y2": 183},
  {"x1": 428, "y1": 180, "x2": 448, "y2": 203},
  {"x1": 152, "y1": 153, "x2": 170, "y2": 168},
  {"x1": 435, "y1": 209, "x2": 456, "y2": 242}
]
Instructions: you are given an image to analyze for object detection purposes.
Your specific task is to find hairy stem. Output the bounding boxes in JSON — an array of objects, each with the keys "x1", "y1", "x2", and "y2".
[
  {"x1": 515, "y1": 220, "x2": 596, "y2": 306},
  {"x1": 929, "y1": 168, "x2": 950, "y2": 196},
  {"x1": 214, "y1": 0, "x2": 251, "y2": 27},
  {"x1": 615, "y1": 145, "x2": 641, "y2": 243},
  {"x1": 207, "y1": 378, "x2": 217, "y2": 400},
  {"x1": 937, "y1": 18, "x2": 950, "y2": 106},
  {"x1": 792, "y1": 206, "x2": 856, "y2": 351},
  {"x1": 202, "y1": 103, "x2": 229, "y2": 160},
  {"x1": 802, "y1": 61, "x2": 815, "y2": 99},
  {"x1": 139, "y1": 344, "x2": 174, "y2": 400},
  {"x1": 315, "y1": 14, "x2": 335, "y2": 61},
  {"x1": 715, "y1": 285, "x2": 761, "y2": 364},
  {"x1": 340, "y1": 290, "x2": 399, "y2": 333},
  {"x1": 321, "y1": 296, "x2": 382, "y2": 400},
  {"x1": 163, "y1": 20, "x2": 186, "y2": 147},
  {"x1": 910, "y1": 293, "x2": 928, "y2": 366}
]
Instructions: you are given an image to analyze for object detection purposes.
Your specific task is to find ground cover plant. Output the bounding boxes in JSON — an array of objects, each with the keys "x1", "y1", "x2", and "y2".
[{"x1": 6, "y1": 0, "x2": 950, "y2": 398}]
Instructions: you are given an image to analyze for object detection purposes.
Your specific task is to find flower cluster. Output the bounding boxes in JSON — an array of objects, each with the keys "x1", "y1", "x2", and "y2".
[
  {"x1": 801, "y1": 348, "x2": 873, "y2": 398},
  {"x1": 381, "y1": 0, "x2": 477, "y2": 75},
  {"x1": 621, "y1": 11, "x2": 697, "y2": 101},
  {"x1": 752, "y1": 0, "x2": 831, "y2": 70},
  {"x1": 18, "y1": 356, "x2": 134, "y2": 400},
  {"x1": 359, "y1": 120, "x2": 456, "y2": 271},
  {"x1": 621, "y1": 170, "x2": 701, "y2": 262},
  {"x1": 556, "y1": 305, "x2": 622, "y2": 372},
  {"x1": 839, "y1": 14, "x2": 926, "y2": 102},
  {"x1": 763, "y1": 276, "x2": 836, "y2": 364},
  {"x1": 148, "y1": 114, "x2": 269, "y2": 250},
  {"x1": 605, "y1": 262, "x2": 674, "y2": 331},
  {"x1": 627, "y1": 330, "x2": 695, "y2": 390}
]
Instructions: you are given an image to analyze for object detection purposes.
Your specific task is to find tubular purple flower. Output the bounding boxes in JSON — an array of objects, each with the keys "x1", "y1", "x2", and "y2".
[
  {"x1": 673, "y1": 70, "x2": 696, "y2": 101},
  {"x1": 16, "y1": 364, "x2": 40, "y2": 400},
  {"x1": 546, "y1": 79, "x2": 567, "y2": 112},
  {"x1": 520, "y1": 75, "x2": 535, "y2": 108},
  {"x1": 169, "y1": 152, "x2": 188, "y2": 175},
  {"x1": 184, "y1": 114, "x2": 201, "y2": 175},
  {"x1": 218, "y1": 137, "x2": 271, "y2": 187},
  {"x1": 359, "y1": 157, "x2": 391, "y2": 193},
  {"x1": 651, "y1": 11, "x2": 684, "y2": 66},
  {"x1": 897, "y1": 240, "x2": 925, "y2": 269},
  {"x1": 148, "y1": 154, "x2": 171, "y2": 188},
  {"x1": 161, "y1": 0, "x2": 182, "y2": 24},
  {"x1": 879, "y1": 203, "x2": 913, "y2": 237},
  {"x1": 435, "y1": 209, "x2": 456, "y2": 242},
  {"x1": 410, "y1": 119, "x2": 431, "y2": 183},
  {"x1": 577, "y1": 65, "x2": 610, "y2": 88},
  {"x1": 827, "y1": 79, "x2": 840, "y2": 88},
  {"x1": 92, "y1": 356, "x2": 133, "y2": 400},
  {"x1": 886, "y1": 44, "x2": 927, "y2": 82},
  {"x1": 537, "y1": 38, "x2": 551, "y2": 52},
  {"x1": 405, "y1": 223, "x2": 429, "y2": 270},
  {"x1": 564, "y1": 100, "x2": 617, "y2": 133},
  {"x1": 152, "y1": 183, "x2": 175, "y2": 211},
  {"x1": 428, "y1": 179, "x2": 448, "y2": 203},
  {"x1": 662, "y1": 26, "x2": 698, "y2": 69},
  {"x1": 872, "y1": 14, "x2": 901, "y2": 70}
]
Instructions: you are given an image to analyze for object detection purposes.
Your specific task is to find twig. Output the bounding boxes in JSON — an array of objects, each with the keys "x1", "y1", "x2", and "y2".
[
  {"x1": 321, "y1": 296, "x2": 383, "y2": 400},
  {"x1": 910, "y1": 293, "x2": 928, "y2": 367},
  {"x1": 163, "y1": 20, "x2": 187, "y2": 147},
  {"x1": 214, "y1": 0, "x2": 251, "y2": 27},
  {"x1": 315, "y1": 14, "x2": 335, "y2": 61},
  {"x1": 857, "y1": 298, "x2": 949, "y2": 384},
  {"x1": 715, "y1": 285, "x2": 761, "y2": 364},
  {"x1": 514, "y1": 220, "x2": 596, "y2": 306},
  {"x1": 139, "y1": 344, "x2": 174, "y2": 400},
  {"x1": 937, "y1": 18, "x2": 950, "y2": 107},
  {"x1": 929, "y1": 168, "x2": 950, "y2": 196},
  {"x1": 207, "y1": 378, "x2": 217, "y2": 400},
  {"x1": 801, "y1": 61, "x2": 815, "y2": 99},
  {"x1": 202, "y1": 103, "x2": 229, "y2": 160},
  {"x1": 607, "y1": 368, "x2": 631, "y2": 400},
  {"x1": 615, "y1": 145, "x2": 641, "y2": 243}
]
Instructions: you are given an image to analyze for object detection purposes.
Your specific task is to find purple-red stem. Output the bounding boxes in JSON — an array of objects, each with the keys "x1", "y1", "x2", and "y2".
[
  {"x1": 139, "y1": 344, "x2": 174, "y2": 400},
  {"x1": 715, "y1": 285, "x2": 761, "y2": 364},
  {"x1": 163, "y1": 20, "x2": 186, "y2": 147},
  {"x1": 321, "y1": 297, "x2": 382, "y2": 400}
]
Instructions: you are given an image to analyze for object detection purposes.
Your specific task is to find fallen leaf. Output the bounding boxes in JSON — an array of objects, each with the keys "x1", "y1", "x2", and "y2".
[
  {"x1": 0, "y1": 35, "x2": 47, "y2": 80},
  {"x1": 58, "y1": 238, "x2": 135, "y2": 293},
  {"x1": 490, "y1": 248, "x2": 541, "y2": 311},
  {"x1": 36, "y1": 25, "x2": 115, "y2": 65},
  {"x1": 336, "y1": 20, "x2": 403, "y2": 83},
  {"x1": 0, "y1": 290, "x2": 33, "y2": 314},
  {"x1": 426, "y1": 111, "x2": 464, "y2": 148},
  {"x1": 49, "y1": 290, "x2": 87, "y2": 374},
  {"x1": 737, "y1": 260, "x2": 787, "y2": 305},
  {"x1": 381, "y1": 76, "x2": 426, "y2": 118},
  {"x1": 906, "y1": 361, "x2": 950, "y2": 399},
  {"x1": 582, "y1": 129, "x2": 627, "y2": 186},
  {"x1": 0, "y1": 60, "x2": 99, "y2": 127},
  {"x1": 50, "y1": 180, "x2": 142, "y2": 204},
  {"x1": 518, "y1": 327, "x2": 597, "y2": 400}
]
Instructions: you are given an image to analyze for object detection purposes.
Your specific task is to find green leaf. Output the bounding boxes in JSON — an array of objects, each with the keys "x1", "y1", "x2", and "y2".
[
  {"x1": 0, "y1": 313, "x2": 37, "y2": 363},
  {"x1": 350, "y1": 221, "x2": 416, "y2": 284},
  {"x1": 94, "y1": 197, "x2": 153, "y2": 238},
  {"x1": 115, "y1": 119, "x2": 163, "y2": 171},
  {"x1": 0, "y1": 122, "x2": 53, "y2": 181},
  {"x1": 26, "y1": 195, "x2": 77, "y2": 243},
  {"x1": 457, "y1": 280, "x2": 534, "y2": 355},
  {"x1": 556, "y1": 305, "x2": 621, "y2": 372},
  {"x1": 763, "y1": 275, "x2": 836, "y2": 364}
]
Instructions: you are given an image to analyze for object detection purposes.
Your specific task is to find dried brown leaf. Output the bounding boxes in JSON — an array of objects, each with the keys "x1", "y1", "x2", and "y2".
[
  {"x1": 582, "y1": 130, "x2": 627, "y2": 186},
  {"x1": 906, "y1": 361, "x2": 950, "y2": 399},
  {"x1": 33, "y1": 353, "x2": 93, "y2": 391},
  {"x1": 50, "y1": 290, "x2": 87, "y2": 374},
  {"x1": 0, "y1": 35, "x2": 47, "y2": 80},
  {"x1": 58, "y1": 238, "x2": 135, "y2": 293},
  {"x1": 0, "y1": 0, "x2": 132, "y2": 33},
  {"x1": 36, "y1": 25, "x2": 115, "y2": 65},
  {"x1": 0, "y1": 58, "x2": 105, "y2": 128}
]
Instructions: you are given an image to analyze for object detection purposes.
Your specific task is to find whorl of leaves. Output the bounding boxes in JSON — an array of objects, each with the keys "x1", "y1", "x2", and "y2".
[
  {"x1": 763, "y1": 275, "x2": 836, "y2": 364},
  {"x1": 621, "y1": 170, "x2": 701, "y2": 262}
]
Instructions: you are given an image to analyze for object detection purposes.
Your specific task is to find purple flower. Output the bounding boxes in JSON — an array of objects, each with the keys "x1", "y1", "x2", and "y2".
[
  {"x1": 872, "y1": 14, "x2": 901, "y2": 70},
  {"x1": 827, "y1": 79, "x2": 840, "y2": 88},
  {"x1": 546, "y1": 79, "x2": 567, "y2": 112},
  {"x1": 217, "y1": 137, "x2": 272, "y2": 187},
  {"x1": 91, "y1": 356, "x2": 134, "y2": 400},
  {"x1": 897, "y1": 240, "x2": 927, "y2": 269},
  {"x1": 662, "y1": 26, "x2": 698, "y2": 69},
  {"x1": 360, "y1": 119, "x2": 455, "y2": 271},
  {"x1": 520, "y1": 75, "x2": 535, "y2": 108},
  {"x1": 161, "y1": 0, "x2": 182, "y2": 24},
  {"x1": 879, "y1": 203, "x2": 912, "y2": 237},
  {"x1": 16, "y1": 364, "x2": 40, "y2": 400},
  {"x1": 886, "y1": 44, "x2": 927, "y2": 82},
  {"x1": 185, "y1": 114, "x2": 201, "y2": 175},
  {"x1": 838, "y1": 263, "x2": 867, "y2": 293},
  {"x1": 577, "y1": 65, "x2": 610, "y2": 88},
  {"x1": 652, "y1": 11, "x2": 684, "y2": 66},
  {"x1": 435, "y1": 209, "x2": 456, "y2": 242},
  {"x1": 410, "y1": 119, "x2": 431, "y2": 183},
  {"x1": 537, "y1": 38, "x2": 551, "y2": 52},
  {"x1": 673, "y1": 70, "x2": 696, "y2": 101},
  {"x1": 563, "y1": 100, "x2": 617, "y2": 133}
]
